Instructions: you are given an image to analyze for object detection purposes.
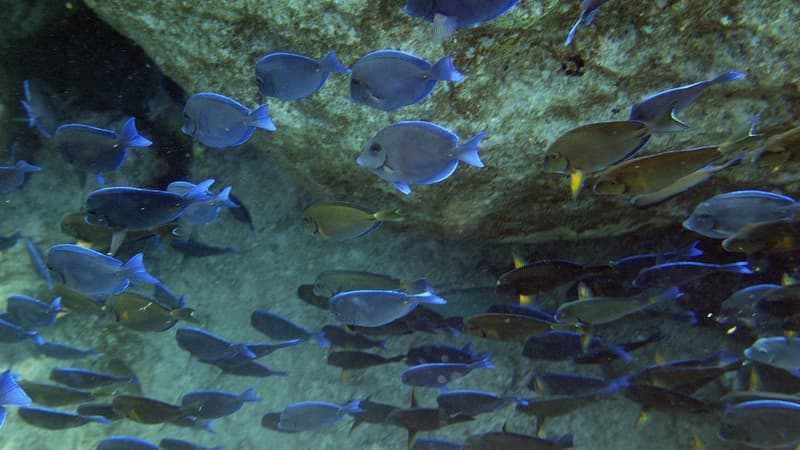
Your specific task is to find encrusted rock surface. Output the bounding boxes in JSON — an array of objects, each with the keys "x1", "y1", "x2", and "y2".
[{"x1": 82, "y1": 0, "x2": 800, "y2": 242}]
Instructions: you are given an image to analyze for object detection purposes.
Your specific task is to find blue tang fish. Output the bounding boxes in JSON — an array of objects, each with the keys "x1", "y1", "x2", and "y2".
[
  {"x1": 404, "y1": 0, "x2": 521, "y2": 42},
  {"x1": 167, "y1": 180, "x2": 235, "y2": 225},
  {"x1": 277, "y1": 400, "x2": 363, "y2": 432},
  {"x1": 0, "y1": 319, "x2": 44, "y2": 344},
  {"x1": 35, "y1": 340, "x2": 103, "y2": 360},
  {"x1": 357, "y1": 121, "x2": 486, "y2": 194},
  {"x1": 401, "y1": 359, "x2": 494, "y2": 388},
  {"x1": 683, "y1": 190, "x2": 800, "y2": 239},
  {"x1": 46, "y1": 244, "x2": 159, "y2": 297},
  {"x1": 175, "y1": 326, "x2": 256, "y2": 362},
  {"x1": 350, "y1": 51, "x2": 463, "y2": 111},
  {"x1": 0, "y1": 370, "x2": 32, "y2": 429},
  {"x1": 255, "y1": 51, "x2": 350, "y2": 101},
  {"x1": 159, "y1": 439, "x2": 221, "y2": 450},
  {"x1": 24, "y1": 238, "x2": 53, "y2": 289},
  {"x1": 21, "y1": 80, "x2": 59, "y2": 138},
  {"x1": 565, "y1": 0, "x2": 611, "y2": 46},
  {"x1": 330, "y1": 290, "x2": 447, "y2": 327},
  {"x1": 5, "y1": 295, "x2": 65, "y2": 329},
  {"x1": 181, "y1": 92, "x2": 276, "y2": 148},
  {"x1": 97, "y1": 437, "x2": 158, "y2": 450},
  {"x1": 0, "y1": 159, "x2": 40, "y2": 194},
  {"x1": 55, "y1": 117, "x2": 152, "y2": 184},
  {"x1": 180, "y1": 388, "x2": 261, "y2": 419},
  {"x1": 629, "y1": 71, "x2": 746, "y2": 132}
]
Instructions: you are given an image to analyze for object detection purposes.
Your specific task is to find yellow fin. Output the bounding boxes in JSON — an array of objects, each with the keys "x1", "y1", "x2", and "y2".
[
  {"x1": 577, "y1": 282, "x2": 593, "y2": 299},
  {"x1": 519, "y1": 294, "x2": 532, "y2": 305},
  {"x1": 636, "y1": 409, "x2": 649, "y2": 427},
  {"x1": 748, "y1": 365, "x2": 760, "y2": 391},
  {"x1": 692, "y1": 433, "x2": 705, "y2": 450},
  {"x1": 782, "y1": 273, "x2": 798, "y2": 286},
  {"x1": 654, "y1": 351, "x2": 665, "y2": 366},
  {"x1": 580, "y1": 328, "x2": 594, "y2": 352},
  {"x1": 340, "y1": 370, "x2": 349, "y2": 382},
  {"x1": 411, "y1": 388, "x2": 418, "y2": 408},
  {"x1": 512, "y1": 250, "x2": 526, "y2": 269},
  {"x1": 56, "y1": 311, "x2": 70, "y2": 320},
  {"x1": 570, "y1": 170, "x2": 585, "y2": 200},
  {"x1": 373, "y1": 209, "x2": 403, "y2": 222},
  {"x1": 75, "y1": 239, "x2": 93, "y2": 249},
  {"x1": 534, "y1": 376, "x2": 545, "y2": 395},
  {"x1": 785, "y1": 330, "x2": 796, "y2": 339}
]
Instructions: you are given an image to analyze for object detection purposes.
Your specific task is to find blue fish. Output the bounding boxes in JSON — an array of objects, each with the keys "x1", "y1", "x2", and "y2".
[
  {"x1": 159, "y1": 438, "x2": 222, "y2": 450},
  {"x1": 277, "y1": 400, "x2": 363, "y2": 432},
  {"x1": 97, "y1": 437, "x2": 158, "y2": 450},
  {"x1": 250, "y1": 310, "x2": 329, "y2": 347},
  {"x1": 0, "y1": 231, "x2": 22, "y2": 251},
  {"x1": 255, "y1": 51, "x2": 350, "y2": 100},
  {"x1": 629, "y1": 71, "x2": 746, "y2": 132},
  {"x1": 153, "y1": 282, "x2": 185, "y2": 310},
  {"x1": 633, "y1": 261, "x2": 753, "y2": 289},
  {"x1": 46, "y1": 244, "x2": 159, "y2": 297},
  {"x1": 212, "y1": 359, "x2": 288, "y2": 378},
  {"x1": 167, "y1": 180, "x2": 236, "y2": 225},
  {"x1": 610, "y1": 241, "x2": 704, "y2": 278},
  {"x1": 175, "y1": 326, "x2": 255, "y2": 362},
  {"x1": 0, "y1": 370, "x2": 31, "y2": 429},
  {"x1": 49, "y1": 368, "x2": 136, "y2": 390},
  {"x1": 565, "y1": 0, "x2": 611, "y2": 46},
  {"x1": 401, "y1": 359, "x2": 494, "y2": 388},
  {"x1": 0, "y1": 318, "x2": 43, "y2": 345},
  {"x1": 404, "y1": 0, "x2": 521, "y2": 42},
  {"x1": 683, "y1": 190, "x2": 800, "y2": 239},
  {"x1": 5, "y1": 295, "x2": 65, "y2": 329},
  {"x1": 0, "y1": 159, "x2": 40, "y2": 194},
  {"x1": 24, "y1": 238, "x2": 53, "y2": 290},
  {"x1": 20, "y1": 79, "x2": 59, "y2": 138},
  {"x1": 35, "y1": 340, "x2": 103, "y2": 360},
  {"x1": 350, "y1": 51, "x2": 463, "y2": 111},
  {"x1": 330, "y1": 290, "x2": 447, "y2": 327},
  {"x1": 357, "y1": 121, "x2": 486, "y2": 194},
  {"x1": 18, "y1": 405, "x2": 112, "y2": 429},
  {"x1": 181, "y1": 92, "x2": 276, "y2": 148},
  {"x1": 55, "y1": 117, "x2": 152, "y2": 184},
  {"x1": 180, "y1": 388, "x2": 261, "y2": 419}
]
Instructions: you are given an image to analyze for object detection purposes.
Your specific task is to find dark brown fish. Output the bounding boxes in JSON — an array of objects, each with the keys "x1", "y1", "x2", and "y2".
[
  {"x1": 628, "y1": 353, "x2": 742, "y2": 393},
  {"x1": 386, "y1": 407, "x2": 472, "y2": 432},
  {"x1": 752, "y1": 124, "x2": 800, "y2": 169},
  {"x1": 111, "y1": 395, "x2": 194, "y2": 424},
  {"x1": 18, "y1": 381, "x2": 94, "y2": 407},
  {"x1": 722, "y1": 219, "x2": 800, "y2": 256},
  {"x1": 296, "y1": 284, "x2": 329, "y2": 310},
  {"x1": 466, "y1": 313, "x2": 570, "y2": 341},
  {"x1": 261, "y1": 411, "x2": 298, "y2": 433},
  {"x1": 623, "y1": 383, "x2": 717, "y2": 413},
  {"x1": 516, "y1": 394, "x2": 598, "y2": 434},
  {"x1": 326, "y1": 350, "x2": 405, "y2": 370},
  {"x1": 349, "y1": 397, "x2": 401, "y2": 433},
  {"x1": 757, "y1": 284, "x2": 800, "y2": 318},
  {"x1": 60, "y1": 210, "x2": 175, "y2": 252},
  {"x1": 497, "y1": 260, "x2": 613, "y2": 297},
  {"x1": 464, "y1": 431, "x2": 574, "y2": 450}
]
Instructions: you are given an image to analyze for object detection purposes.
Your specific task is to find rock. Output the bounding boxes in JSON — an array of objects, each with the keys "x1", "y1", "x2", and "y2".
[{"x1": 81, "y1": 0, "x2": 800, "y2": 242}]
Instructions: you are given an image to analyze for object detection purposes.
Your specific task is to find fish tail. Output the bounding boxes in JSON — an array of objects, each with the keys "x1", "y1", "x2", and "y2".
[
  {"x1": 311, "y1": 331, "x2": 331, "y2": 348},
  {"x1": 720, "y1": 261, "x2": 753, "y2": 275},
  {"x1": 711, "y1": 70, "x2": 746, "y2": 85},
  {"x1": 342, "y1": 399, "x2": 364, "y2": 414},
  {"x1": 319, "y1": 51, "x2": 350, "y2": 74},
  {"x1": 86, "y1": 415, "x2": 112, "y2": 425},
  {"x1": 429, "y1": 55, "x2": 464, "y2": 82},
  {"x1": 20, "y1": 100, "x2": 36, "y2": 127},
  {"x1": 652, "y1": 286, "x2": 683, "y2": 303},
  {"x1": 404, "y1": 278, "x2": 434, "y2": 294},
  {"x1": 118, "y1": 117, "x2": 152, "y2": 148},
  {"x1": 240, "y1": 387, "x2": 261, "y2": 403},
  {"x1": 183, "y1": 179, "x2": 214, "y2": 202},
  {"x1": 216, "y1": 186, "x2": 237, "y2": 208},
  {"x1": 170, "y1": 308, "x2": 198, "y2": 322},
  {"x1": 456, "y1": 130, "x2": 487, "y2": 167},
  {"x1": 14, "y1": 160, "x2": 41, "y2": 174},
  {"x1": 373, "y1": 208, "x2": 403, "y2": 222},
  {"x1": 564, "y1": 17, "x2": 582, "y2": 46},
  {"x1": 235, "y1": 343, "x2": 256, "y2": 359},
  {"x1": 432, "y1": 13, "x2": 456, "y2": 44},
  {"x1": 249, "y1": 105, "x2": 277, "y2": 131},
  {"x1": 414, "y1": 292, "x2": 447, "y2": 305},
  {"x1": 470, "y1": 358, "x2": 495, "y2": 371},
  {"x1": 0, "y1": 371, "x2": 31, "y2": 406},
  {"x1": 121, "y1": 253, "x2": 160, "y2": 285},
  {"x1": 677, "y1": 241, "x2": 704, "y2": 259},
  {"x1": 608, "y1": 344, "x2": 632, "y2": 361}
]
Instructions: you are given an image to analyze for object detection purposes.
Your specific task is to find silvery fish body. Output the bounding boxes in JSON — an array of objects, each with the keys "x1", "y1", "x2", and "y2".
[
  {"x1": 255, "y1": 51, "x2": 349, "y2": 100},
  {"x1": 277, "y1": 400, "x2": 363, "y2": 432},
  {"x1": 181, "y1": 92, "x2": 275, "y2": 148},
  {"x1": 683, "y1": 190, "x2": 799, "y2": 239},
  {"x1": 180, "y1": 388, "x2": 260, "y2": 419},
  {"x1": 167, "y1": 180, "x2": 235, "y2": 225},
  {"x1": 330, "y1": 290, "x2": 447, "y2": 327},
  {"x1": 744, "y1": 336, "x2": 800, "y2": 376},
  {"x1": 719, "y1": 400, "x2": 800, "y2": 448}
]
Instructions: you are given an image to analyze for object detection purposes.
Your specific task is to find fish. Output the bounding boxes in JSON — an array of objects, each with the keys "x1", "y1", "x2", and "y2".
[
  {"x1": 330, "y1": 290, "x2": 447, "y2": 327},
  {"x1": 261, "y1": 411, "x2": 298, "y2": 433},
  {"x1": 59, "y1": 210, "x2": 175, "y2": 253},
  {"x1": 97, "y1": 437, "x2": 158, "y2": 450},
  {"x1": 0, "y1": 231, "x2": 22, "y2": 251},
  {"x1": 49, "y1": 368, "x2": 135, "y2": 390},
  {"x1": 436, "y1": 389, "x2": 526, "y2": 417},
  {"x1": 0, "y1": 370, "x2": 31, "y2": 429},
  {"x1": 77, "y1": 403, "x2": 122, "y2": 421},
  {"x1": 543, "y1": 121, "x2": 651, "y2": 198},
  {"x1": 406, "y1": 343, "x2": 487, "y2": 366},
  {"x1": 255, "y1": 51, "x2": 350, "y2": 100},
  {"x1": 20, "y1": 79, "x2": 59, "y2": 138},
  {"x1": 51, "y1": 284, "x2": 104, "y2": 315},
  {"x1": 250, "y1": 310, "x2": 329, "y2": 346},
  {"x1": 629, "y1": 71, "x2": 746, "y2": 132},
  {"x1": 180, "y1": 388, "x2": 261, "y2": 419},
  {"x1": 326, "y1": 350, "x2": 406, "y2": 370},
  {"x1": 744, "y1": 336, "x2": 800, "y2": 376},
  {"x1": 111, "y1": 394, "x2": 194, "y2": 424},
  {"x1": 54, "y1": 117, "x2": 152, "y2": 184},
  {"x1": 403, "y1": 0, "x2": 521, "y2": 42},
  {"x1": 159, "y1": 438, "x2": 222, "y2": 450},
  {"x1": 167, "y1": 180, "x2": 236, "y2": 225},
  {"x1": 46, "y1": 244, "x2": 159, "y2": 297},
  {"x1": 0, "y1": 159, "x2": 41, "y2": 193},
  {"x1": 496, "y1": 259, "x2": 613, "y2": 297},
  {"x1": 314, "y1": 270, "x2": 432, "y2": 299},
  {"x1": 531, "y1": 372, "x2": 623, "y2": 396},
  {"x1": 718, "y1": 400, "x2": 800, "y2": 448},
  {"x1": 632, "y1": 261, "x2": 752, "y2": 289},
  {"x1": 17, "y1": 405, "x2": 111, "y2": 429},
  {"x1": 683, "y1": 190, "x2": 800, "y2": 239},
  {"x1": 321, "y1": 325, "x2": 387, "y2": 351},
  {"x1": 17, "y1": 381, "x2": 94, "y2": 407},
  {"x1": 227, "y1": 193, "x2": 254, "y2": 231},
  {"x1": 5, "y1": 295, "x2": 65, "y2": 329},
  {"x1": 246, "y1": 340, "x2": 302, "y2": 359},
  {"x1": 24, "y1": 238, "x2": 53, "y2": 289},
  {"x1": 411, "y1": 438, "x2": 463, "y2": 450},
  {"x1": 623, "y1": 383, "x2": 717, "y2": 414},
  {"x1": 34, "y1": 340, "x2": 103, "y2": 360},
  {"x1": 466, "y1": 312, "x2": 564, "y2": 341},
  {"x1": 296, "y1": 284, "x2": 329, "y2": 310},
  {"x1": 175, "y1": 326, "x2": 255, "y2": 362},
  {"x1": 629, "y1": 352, "x2": 742, "y2": 393},
  {"x1": 752, "y1": 125, "x2": 800, "y2": 169},
  {"x1": 610, "y1": 241, "x2": 703, "y2": 279},
  {"x1": 522, "y1": 330, "x2": 629, "y2": 362},
  {"x1": 169, "y1": 239, "x2": 238, "y2": 257},
  {"x1": 212, "y1": 359, "x2": 288, "y2": 378},
  {"x1": 350, "y1": 51, "x2": 463, "y2": 111},
  {"x1": 348, "y1": 397, "x2": 401, "y2": 433},
  {"x1": 756, "y1": 284, "x2": 800, "y2": 318},
  {"x1": 357, "y1": 121, "x2": 485, "y2": 195},
  {"x1": 386, "y1": 407, "x2": 473, "y2": 444},
  {"x1": 722, "y1": 219, "x2": 800, "y2": 256},
  {"x1": 153, "y1": 282, "x2": 186, "y2": 310},
  {"x1": 0, "y1": 318, "x2": 44, "y2": 344},
  {"x1": 716, "y1": 284, "x2": 781, "y2": 331},
  {"x1": 181, "y1": 92, "x2": 275, "y2": 148},
  {"x1": 105, "y1": 291, "x2": 197, "y2": 332},
  {"x1": 573, "y1": 331, "x2": 664, "y2": 365},
  {"x1": 565, "y1": 0, "x2": 611, "y2": 46},
  {"x1": 516, "y1": 394, "x2": 599, "y2": 435},
  {"x1": 277, "y1": 400, "x2": 363, "y2": 432},
  {"x1": 401, "y1": 359, "x2": 494, "y2": 388},
  {"x1": 463, "y1": 431, "x2": 574, "y2": 450},
  {"x1": 555, "y1": 287, "x2": 683, "y2": 325},
  {"x1": 303, "y1": 202, "x2": 403, "y2": 240}
]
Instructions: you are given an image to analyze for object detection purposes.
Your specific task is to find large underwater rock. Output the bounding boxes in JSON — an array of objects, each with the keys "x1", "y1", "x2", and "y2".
[{"x1": 82, "y1": 0, "x2": 800, "y2": 242}]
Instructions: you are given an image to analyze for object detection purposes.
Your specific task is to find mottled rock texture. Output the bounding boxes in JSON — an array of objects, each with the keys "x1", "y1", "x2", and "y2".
[{"x1": 82, "y1": 0, "x2": 800, "y2": 242}]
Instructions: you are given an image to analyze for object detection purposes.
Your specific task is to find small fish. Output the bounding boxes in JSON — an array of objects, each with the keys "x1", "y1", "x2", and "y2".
[
  {"x1": 111, "y1": 394, "x2": 193, "y2": 424},
  {"x1": 175, "y1": 327, "x2": 255, "y2": 362},
  {"x1": 623, "y1": 383, "x2": 716, "y2": 413},
  {"x1": 250, "y1": 310, "x2": 329, "y2": 346},
  {"x1": 496, "y1": 259, "x2": 613, "y2": 297},
  {"x1": 77, "y1": 403, "x2": 121, "y2": 421},
  {"x1": 24, "y1": 238, "x2": 52, "y2": 289},
  {"x1": 436, "y1": 389, "x2": 526, "y2": 417},
  {"x1": 0, "y1": 318, "x2": 43, "y2": 344},
  {"x1": 169, "y1": 239, "x2": 238, "y2": 257},
  {"x1": 330, "y1": 290, "x2": 446, "y2": 327},
  {"x1": 314, "y1": 270, "x2": 432, "y2": 299},
  {"x1": 357, "y1": 121, "x2": 485, "y2": 195},
  {"x1": 5, "y1": 295, "x2": 65, "y2": 329},
  {"x1": 326, "y1": 350, "x2": 405, "y2": 370},
  {"x1": 46, "y1": 244, "x2": 159, "y2": 297},
  {"x1": 55, "y1": 117, "x2": 152, "y2": 184},
  {"x1": 0, "y1": 159, "x2": 41, "y2": 193},
  {"x1": 745, "y1": 336, "x2": 800, "y2": 376},
  {"x1": 633, "y1": 261, "x2": 752, "y2": 289},
  {"x1": 277, "y1": 400, "x2": 363, "y2": 432},
  {"x1": 227, "y1": 193, "x2": 254, "y2": 231},
  {"x1": 59, "y1": 210, "x2": 175, "y2": 253},
  {"x1": 610, "y1": 241, "x2": 703, "y2": 279},
  {"x1": 34, "y1": 340, "x2": 103, "y2": 360},
  {"x1": 303, "y1": 202, "x2": 403, "y2": 240},
  {"x1": 21, "y1": 79, "x2": 59, "y2": 138},
  {"x1": 97, "y1": 437, "x2": 158, "y2": 450},
  {"x1": 719, "y1": 400, "x2": 800, "y2": 448},
  {"x1": 212, "y1": 359, "x2": 288, "y2": 378},
  {"x1": 18, "y1": 405, "x2": 111, "y2": 429},
  {"x1": 412, "y1": 438, "x2": 463, "y2": 450},
  {"x1": 752, "y1": 125, "x2": 800, "y2": 169},
  {"x1": 573, "y1": 331, "x2": 664, "y2": 365},
  {"x1": 716, "y1": 284, "x2": 780, "y2": 330},
  {"x1": 401, "y1": 359, "x2": 494, "y2": 388},
  {"x1": 722, "y1": 219, "x2": 800, "y2": 256},
  {"x1": 522, "y1": 330, "x2": 628, "y2": 362},
  {"x1": 565, "y1": 0, "x2": 611, "y2": 46},
  {"x1": 348, "y1": 397, "x2": 401, "y2": 432},
  {"x1": 321, "y1": 325, "x2": 387, "y2": 351},
  {"x1": 463, "y1": 431, "x2": 574, "y2": 450},
  {"x1": 629, "y1": 71, "x2": 746, "y2": 132},
  {"x1": 167, "y1": 180, "x2": 236, "y2": 225},
  {"x1": 296, "y1": 284, "x2": 329, "y2": 310},
  {"x1": 159, "y1": 438, "x2": 222, "y2": 450},
  {"x1": 756, "y1": 284, "x2": 800, "y2": 318},
  {"x1": 180, "y1": 388, "x2": 261, "y2": 419},
  {"x1": 543, "y1": 121, "x2": 650, "y2": 198},
  {"x1": 531, "y1": 372, "x2": 623, "y2": 396},
  {"x1": 17, "y1": 381, "x2": 94, "y2": 407},
  {"x1": 683, "y1": 190, "x2": 800, "y2": 239},
  {"x1": 629, "y1": 352, "x2": 742, "y2": 393},
  {"x1": 350, "y1": 51, "x2": 463, "y2": 111},
  {"x1": 255, "y1": 51, "x2": 350, "y2": 100},
  {"x1": 516, "y1": 394, "x2": 598, "y2": 435},
  {"x1": 0, "y1": 370, "x2": 32, "y2": 429},
  {"x1": 181, "y1": 92, "x2": 275, "y2": 148},
  {"x1": 105, "y1": 292, "x2": 197, "y2": 332},
  {"x1": 465, "y1": 313, "x2": 562, "y2": 341},
  {"x1": 403, "y1": 0, "x2": 521, "y2": 42},
  {"x1": 555, "y1": 287, "x2": 682, "y2": 325},
  {"x1": 51, "y1": 284, "x2": 104, "y2": 316},
  {"x1": 49, "y1": 368, "x2": 135, "y2": 390},
  {"x1": 0, "y1": 231, "x2": 22, "y2": 251},
  {"x1": 406, "y1": 343, "x2": 487, "y2": 366}
]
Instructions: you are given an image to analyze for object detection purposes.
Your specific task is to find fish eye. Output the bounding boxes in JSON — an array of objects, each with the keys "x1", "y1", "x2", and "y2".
[
  {"x1": 369, "y1": 143, "x2": 382, "y2": 153},
  {"x1": 351, "y1": 79, "x2": 361, "y2": 87},
  {"x1": 548, "y1": 153, "x2": 561, "y2": 160}
]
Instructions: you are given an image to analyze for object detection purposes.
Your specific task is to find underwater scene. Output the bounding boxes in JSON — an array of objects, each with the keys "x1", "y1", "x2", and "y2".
[{"x1": 1, "y1": 1, "x2": 800, "y2": 449}]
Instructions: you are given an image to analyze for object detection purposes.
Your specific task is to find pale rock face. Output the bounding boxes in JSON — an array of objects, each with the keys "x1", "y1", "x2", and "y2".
[{"x1": 82, "y1": 0, "x2": 800, "y2": 242}]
